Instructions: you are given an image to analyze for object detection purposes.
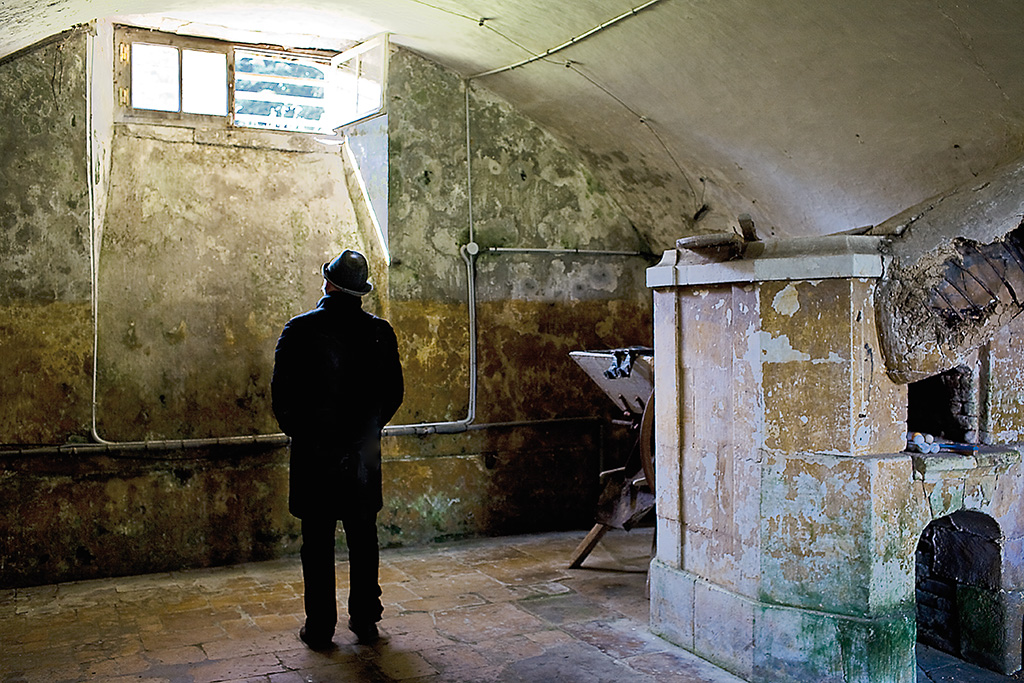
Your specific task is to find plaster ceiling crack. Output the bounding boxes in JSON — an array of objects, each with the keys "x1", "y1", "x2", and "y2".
[
  {"x1": 935, "y1": 2, "x2": 1011, "y2": 105},
  {"x1": 564, "y1": 61, "x2": 699, "y2": 218}
]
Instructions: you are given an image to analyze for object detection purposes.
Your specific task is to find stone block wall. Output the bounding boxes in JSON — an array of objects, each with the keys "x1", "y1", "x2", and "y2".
[
  {"x1": 908, "y1": 364, "x2": 979, "y2": 443},
  {"x1": 650, "y1": 268, "x2": 918, "y2": 682},
  {"x1": 916, "y1": 511, "x2": 1002, "y2": 664},
  {"x1": 649, "y1": 241, "x2": 1024, "y2": 680},
  {"x1": 908, "y1": 314, "x2": 1024, "y2": 674},
  {"x1": 911, "y1": 449, "x2": 1024, "y2": 674}
]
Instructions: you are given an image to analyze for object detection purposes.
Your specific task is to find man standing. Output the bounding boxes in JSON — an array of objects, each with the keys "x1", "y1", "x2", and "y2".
[{"x1": 271, "y1": 249, "x2": 404, "y2": 649}]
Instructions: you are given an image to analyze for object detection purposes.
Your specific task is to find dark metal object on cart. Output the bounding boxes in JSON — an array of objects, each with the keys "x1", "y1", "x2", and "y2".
[
  {"x1": 571, "y1": 347, "x2": 653, "y2": 414},
  {"x1": 567, "y1": 348, "x2": 655, "y2": 568}
]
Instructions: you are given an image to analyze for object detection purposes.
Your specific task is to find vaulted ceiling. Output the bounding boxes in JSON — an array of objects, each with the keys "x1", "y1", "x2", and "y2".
[{"x1": 4, "y1": 0, "x2": 1024, "y2": 243}]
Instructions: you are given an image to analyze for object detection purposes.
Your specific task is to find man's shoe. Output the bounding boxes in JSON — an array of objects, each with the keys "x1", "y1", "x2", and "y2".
[
  {"x1": 299, "y1": 626, "x2": 335, "y2": 651},
  {"x1": 347, "y1": 618, "x2": 379, "y2": 644}
]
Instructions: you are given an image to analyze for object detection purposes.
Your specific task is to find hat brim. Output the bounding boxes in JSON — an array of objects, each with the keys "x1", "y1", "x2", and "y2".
[{"x1": 322, "y1": 262, "x2": 373, "y2": 296}]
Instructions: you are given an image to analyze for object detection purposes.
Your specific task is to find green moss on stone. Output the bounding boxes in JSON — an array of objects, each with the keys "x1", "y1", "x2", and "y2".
[{"x1": 836, "y1": 612, "x2": 916, "y2": 683}]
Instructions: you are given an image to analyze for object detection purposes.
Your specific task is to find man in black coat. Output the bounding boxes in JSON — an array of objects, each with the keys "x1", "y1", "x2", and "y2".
[{"x1": 271, "y1": 249, "x2": 404, "y2": 649}]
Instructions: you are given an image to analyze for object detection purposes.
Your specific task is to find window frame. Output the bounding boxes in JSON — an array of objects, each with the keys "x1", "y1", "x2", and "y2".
[
  {"x1": 115, "y1": 26, "x2": 234, "y2": 126},
  {"x1": 330, "y1": 34, "x2": 389, "y2": 130},
  {"x1": 113, "y1": 25, "x2": 385, "y2": 133}
]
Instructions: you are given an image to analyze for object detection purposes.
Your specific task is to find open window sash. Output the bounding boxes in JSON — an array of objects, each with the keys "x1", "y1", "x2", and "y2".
[{"x1": 329, "y1": 34, "x2": 388, "y2": 130}]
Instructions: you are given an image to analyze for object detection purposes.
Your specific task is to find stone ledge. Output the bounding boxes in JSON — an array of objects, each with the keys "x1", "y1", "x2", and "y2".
[
  {"x1": 117, "y1": 122, "x2": 326, "y2": 152},
  {"x1": 911, "y1": 445, "x2": 1021, "y2": 479},
  {"x1": 647, "y1": 235, "x2": 884, "y2": 288}
]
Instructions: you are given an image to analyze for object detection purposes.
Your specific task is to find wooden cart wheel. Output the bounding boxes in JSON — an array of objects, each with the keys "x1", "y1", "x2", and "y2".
[
  {"x1": 568, "y1": 391, "x2": 656, "y2": 569},
  {"x1": 638, "y1": 391, "x2": 655, "y2": 491}
]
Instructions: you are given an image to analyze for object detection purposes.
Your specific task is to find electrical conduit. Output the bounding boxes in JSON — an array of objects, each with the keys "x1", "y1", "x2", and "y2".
[{"x1": 71, "y1": 6, "x2": 655, "y2": 454}]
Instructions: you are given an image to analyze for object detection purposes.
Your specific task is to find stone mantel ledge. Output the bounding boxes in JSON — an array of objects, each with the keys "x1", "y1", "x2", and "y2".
[
  {"x1": 646, "y1": 234, "x2": 885, "y2": 288},
  {"x1": 911, "y1": 445, "x2": 1021, "y2": 481}
]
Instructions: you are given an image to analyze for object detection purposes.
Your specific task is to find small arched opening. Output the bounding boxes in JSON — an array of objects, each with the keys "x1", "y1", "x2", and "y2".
[
  {"x1": 907, "y1": 364, "x2": 977, "y2": 443},
  {"x1": 915, "y1": 509, "x2": 1004, "y2": 672}
]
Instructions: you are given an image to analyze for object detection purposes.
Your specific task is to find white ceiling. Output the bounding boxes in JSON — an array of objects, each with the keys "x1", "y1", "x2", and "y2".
[{"x1": 4, "y1": 0, "x2": 1024, "y2": 242}]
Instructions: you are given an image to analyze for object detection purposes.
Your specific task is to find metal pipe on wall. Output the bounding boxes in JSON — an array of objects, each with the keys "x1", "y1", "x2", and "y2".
[
  {"x1": 5, "y1": 417, "x2": 602, "y2": 458},
  {"x1": 485, "y1": 247, "x2": 651, "y2": 257},
  {"x1": 6, "y1": 434, "x2": 289, "y2": 458},
  {"x1": 377, "y1": 80, "x2": 482, "y2": 436},
  {"x1": 83, "y1": 27, "x2": 289, "y2": 450},
  {"x1": 383, "y1": 242, "x2": 479, "y2": 436},
  {"x1": 77, "y1": 58, "x2": 637, "y2": 450},
  {"x1": 86, "y1": 28, "x2": 111, "y2": 447}
]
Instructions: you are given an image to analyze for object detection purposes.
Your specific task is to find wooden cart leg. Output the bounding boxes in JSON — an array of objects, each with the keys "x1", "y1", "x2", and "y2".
[{"x1": 568, "y1": 523, "x2": 611, "y2": 568}]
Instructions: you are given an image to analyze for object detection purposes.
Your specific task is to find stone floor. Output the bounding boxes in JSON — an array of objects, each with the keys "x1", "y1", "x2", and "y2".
[{"x1": 0, "y1": 527, "x2": 1019, "y2": 682}]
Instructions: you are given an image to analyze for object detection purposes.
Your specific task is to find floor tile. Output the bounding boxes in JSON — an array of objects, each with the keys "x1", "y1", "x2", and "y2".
[{"x1": 1, "y1": 529, "x2": 1016, "y2": 682}]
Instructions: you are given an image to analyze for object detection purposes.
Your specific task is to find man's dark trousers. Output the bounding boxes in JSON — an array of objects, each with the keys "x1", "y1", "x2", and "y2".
[{"x1": 300, "y1": 510, "x2": 383, "y2": 638}]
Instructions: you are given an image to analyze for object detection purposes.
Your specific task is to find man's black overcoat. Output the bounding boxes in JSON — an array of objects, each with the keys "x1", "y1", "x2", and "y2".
[{"x1": 271, "y1": 293, "x2": 403, "y2": 519}]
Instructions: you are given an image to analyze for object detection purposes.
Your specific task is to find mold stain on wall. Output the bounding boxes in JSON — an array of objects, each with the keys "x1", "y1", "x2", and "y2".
[
  {"x1": 96, "y1": 125, "x2": 366, "y2": 440},
  {"x1": 0, "y1": 30, "x2": 92, "y2": 444},
  {"x1": 1, "y1": 31, "x2": 654, "y2": 584},
  {"x1": 379, "y1": 47, "x2": 654, "y2": 544}
]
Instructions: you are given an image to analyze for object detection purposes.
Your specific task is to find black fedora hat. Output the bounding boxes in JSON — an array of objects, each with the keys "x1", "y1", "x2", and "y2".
[{"x1": 322, "y1": 250, "x2": 373, "y2": 296}]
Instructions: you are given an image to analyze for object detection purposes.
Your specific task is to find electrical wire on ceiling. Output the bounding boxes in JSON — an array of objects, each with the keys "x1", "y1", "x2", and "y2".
[
  {"x1": 405, "y1": 0, "x2": 538, "y2": 57},
  {"x1": 404, "y1": 0, "x2": 482, "y2": 25},
  {"x1": 562, "y1": 62, "x2": 700, "y2": 214},
  {"x1": 468, "y1": 0, "x2": 667, "y2": 79},
  {"x1": 460, "y1": 0, "x2": 701, "y2": 217}
]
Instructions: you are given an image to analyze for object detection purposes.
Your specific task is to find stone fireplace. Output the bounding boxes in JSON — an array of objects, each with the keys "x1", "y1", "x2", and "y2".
[{"x1": 644, "y1": 160, "x2": 1024, "y2": 683}]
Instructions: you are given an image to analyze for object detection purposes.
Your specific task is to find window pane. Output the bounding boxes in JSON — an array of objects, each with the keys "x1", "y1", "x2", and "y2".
[
  {"x1": 233, "y1": 49, "x2": 330, "y2": 133},
  {"x1": 353, "y1": 45, "x2": 385, "y2": 121},
  {"x1": 182, "y1": 50, "x2": 227, "y2": 116},
  {"x1": 328, "y1": 37, "x2": 386, "y2": 130},
  {"x1": 132, "y1": 43, "x2": 180, "y2": 112}
]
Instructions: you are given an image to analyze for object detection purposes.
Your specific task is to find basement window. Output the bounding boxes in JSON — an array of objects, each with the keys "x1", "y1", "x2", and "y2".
[
  {"x1": 116, "y1": 26, "x2": 387, "y2": 134},
  {"x1": 131, "y1": 43, "x2": 228, "y2": 115},
  {"x1": 232, "y1": 49, "x2": 330, "y2": 131}
]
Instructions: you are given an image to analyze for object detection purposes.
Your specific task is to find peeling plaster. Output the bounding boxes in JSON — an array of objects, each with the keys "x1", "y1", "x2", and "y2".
[
  {"x1": 760, "y1": 332, "x2": 811, "y2": 363},
  {"x1": 772, "y1": 283, "x2": 801, "y2": 316}
]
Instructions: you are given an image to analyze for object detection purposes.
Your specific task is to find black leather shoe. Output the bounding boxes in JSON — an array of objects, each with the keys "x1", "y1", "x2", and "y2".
[
  {"x1": 299, "y1": 626, "x2": 335, "y2": 651},
  {"x1": 347, "y1": 619, "x2": 379, "y2": 644}
]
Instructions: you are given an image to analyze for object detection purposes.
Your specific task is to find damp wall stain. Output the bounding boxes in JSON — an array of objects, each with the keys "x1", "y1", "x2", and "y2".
[
  {"x1": 96, "y1": 125, "x2": 366, "y2": 440},
  {"x1": 0, "y1": 302, "x2": 92, "y2": 442},
  {"x1": 385, "y1": 47, "x2": 653, "y2": 423},
  {"x1": 378, "y1": 421, "x2": 604, "y2": 547},
  {"x1": 0, "y1": 30, "x2": 90, "y2": 303},
  {"x1": 376, "y1": 47, "x2": 654, "y2": 545},
  {"x1": 0, "y1": 446, "x2": 297, "y2": 588},
  {"x1": 386, "y1": 49, "x2": 653, "y2": 303},
  {"x1": 1, "y1": 33, "x2": 651, "y2": 585},
  {"x1": 0, "y1": 31, "x2": 92, "y2": 444}
]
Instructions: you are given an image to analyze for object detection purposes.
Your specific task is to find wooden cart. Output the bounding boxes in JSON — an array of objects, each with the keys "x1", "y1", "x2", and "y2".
[{"x1": 567, "y1": 348, "x2": 655, "y2": 568}]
